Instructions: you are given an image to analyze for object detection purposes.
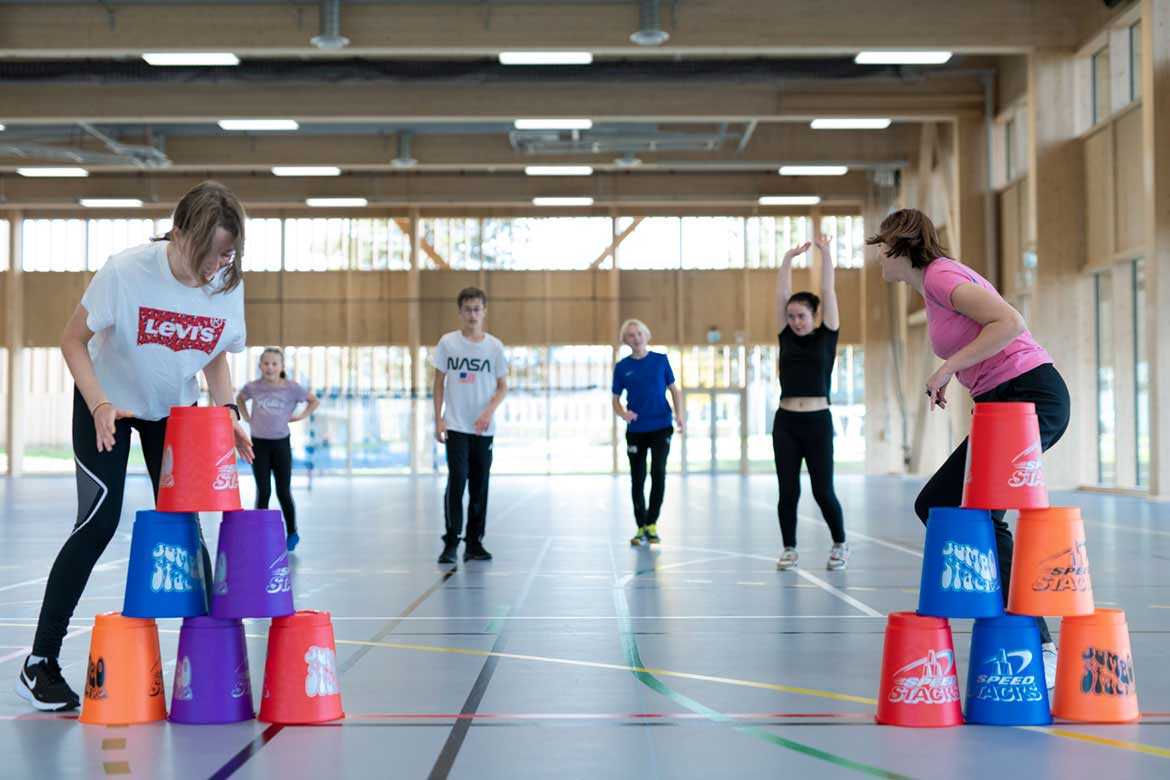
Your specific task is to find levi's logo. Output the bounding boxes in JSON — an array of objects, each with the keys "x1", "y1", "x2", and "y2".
[{"x1": 137, "y1": 307, "x2": 225, "y2": 354}]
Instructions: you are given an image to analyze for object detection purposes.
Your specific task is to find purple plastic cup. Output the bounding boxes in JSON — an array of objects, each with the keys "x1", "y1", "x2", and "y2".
[
  {"x1": 169, "y1": 616, "x2": 254, "y2": 724},
  {"x1": 211, "y1": 509, "x2": 295, "y2": 619}
]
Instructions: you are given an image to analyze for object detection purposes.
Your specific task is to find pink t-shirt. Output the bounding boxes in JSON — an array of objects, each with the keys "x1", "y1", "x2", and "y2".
[{"x1": 923, "y1": 258, "x2": 1052, "y2": 398}]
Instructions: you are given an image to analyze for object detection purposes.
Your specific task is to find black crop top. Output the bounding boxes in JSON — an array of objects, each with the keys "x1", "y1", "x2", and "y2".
[{"x1": 778, "y1": 324, "x2": 839, "y2": 400}]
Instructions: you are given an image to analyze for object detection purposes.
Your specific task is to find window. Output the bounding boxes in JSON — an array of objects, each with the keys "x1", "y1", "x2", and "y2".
[
  {"x1": 1004, "y1": 118, "x2": 1016, "y2": 181},
  {"x1": 617, "y1": 217, "x2": 682, "y2": 269},
  {"x1": 820, "y1": 215, "x2": 866, "y2": 268},
  {"x1": 1092, "y1": 46, "x2": 1111, "y2": 125},
  {"x1": 746, "y1": 216, "x2": 812, "y2": 268},
  {"x1": 681, "y1": 217, "x2": 746, "y2": 269},
  {"x1": 1095, "y1": 271, "x2": 1116, "y2": 484},
  {"x1": 1130, "y1": 22, "x2": 1142, "y2": 103},
  {"x1": 285, "y1": 218, "x2": 410, "y2": 271},
  {"x1": 1134, "y1": 259, "x2": 1149, "y2": 486}
]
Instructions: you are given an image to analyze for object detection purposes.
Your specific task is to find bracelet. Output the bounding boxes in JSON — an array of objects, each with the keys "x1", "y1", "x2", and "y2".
[
  {"x1": 223, "y1": 402, "x2": 241, "y2": 421},
  {"x1": 90, "y1": 401, "x2": 112, "y2": 416}
]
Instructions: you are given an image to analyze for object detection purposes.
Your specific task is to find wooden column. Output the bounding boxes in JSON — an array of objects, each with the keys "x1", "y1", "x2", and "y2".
[
  {"x1": 5, "y1": 213, "x2": 23, "y2": 476},
  {"x1": 1027, "y1": 49, "x2": 1094, "y2": 490},
  {"x1": 862, "y1": 178, "x2": 906, "y2": 474},
  {"x1": 407, "y1": 208, "x2": 423, "y2": 474},
  {"x1": 1141, "y1": 0, "x2": 1170, "y2": 496}
]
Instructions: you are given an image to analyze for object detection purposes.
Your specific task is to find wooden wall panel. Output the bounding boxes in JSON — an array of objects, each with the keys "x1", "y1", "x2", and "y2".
[
  {"x1": 999, "y1": 183, "x2": 1023, "y2": 296},
  {"x1": 0, "y1": 274, "x2": 7, "y2": 344},
  {"x1": 245, "y1": 302, "x2": 282, "y2": 346},
  {"x1": 619, "y1": 271, "x2": 678, "y2": 345},
  {"x1": 22, "y1": 272, "x2": 91, "y2": 347},
  {"x1": 1114, "y1": 106, "x2": 1146, "y2": 255},
  {"x1": 1083, "y1": 125, "x2": 1115, "y2": 268},
  {"x1": 834, "y1": 269, "x2": 863, "y2": 344},
  {"x1": 682, "y1": 271, "x2": 741, "y2": 344}
]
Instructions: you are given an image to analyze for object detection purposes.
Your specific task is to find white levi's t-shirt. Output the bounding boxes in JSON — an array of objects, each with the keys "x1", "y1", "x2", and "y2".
[
  {"x1": 431, "y1": 331, "x2": 508, "y2": 436},
  {"x1": 82, "y1": 241, "x2": 247, "y2": 421}
]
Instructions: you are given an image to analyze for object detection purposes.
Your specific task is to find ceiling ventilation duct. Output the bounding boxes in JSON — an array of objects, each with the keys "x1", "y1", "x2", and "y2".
[
  {"x1": 630, "y1": 0, "x2": 670, "y2": 46},
  {"x1": 391, "y1": 130, "x2": 418, "y2": 169},
  {"x1": 311, "y1": 0, "x2": 350, "y2": 50}
]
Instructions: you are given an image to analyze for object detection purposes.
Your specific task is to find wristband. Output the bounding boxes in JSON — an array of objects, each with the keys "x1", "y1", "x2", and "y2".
[{"x1": 223, "y1": 403, "x2": 241, "y2": 421}]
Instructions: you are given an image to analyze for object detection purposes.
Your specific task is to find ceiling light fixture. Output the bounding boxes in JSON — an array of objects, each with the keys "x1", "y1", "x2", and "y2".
[
  {"x1": 142, "y1": 52, "x2": 240, "y2": 66},
  {"x1": 855, "y1": 51, "x2": 953, "y2": 65},
  {"x1": 499, "y1": 52, "x2": 593, "y2": 65},
  {"x1": 514, "y1": 118, "x2": 593, "y2": 131},
  {"x1": 218, "y1": 119, "x2": 299, "y2": 131},
  {"x1": 758, "y1": 195, "x2": 822, "y2": 206},
  {"x1": 810, "y1": 118, "x2": 892, "y2": 130},
  {"x1": 779, "y1": 165, "x2": 849, "y2": 176}
]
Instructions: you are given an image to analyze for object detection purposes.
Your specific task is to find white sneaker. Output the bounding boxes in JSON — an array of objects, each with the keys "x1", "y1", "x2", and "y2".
[
  {"x1": 777, "y1": 548, "x2": 799, "y2": 570},
  {"x1": 1042, "y1": 642, "x2": 1058, "y2": 690},
  {"x1": 827, "y1": 543, "x2": 850, "y2": 571}
]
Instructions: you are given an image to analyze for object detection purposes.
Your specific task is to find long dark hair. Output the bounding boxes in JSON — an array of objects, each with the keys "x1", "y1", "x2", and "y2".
[
  {"x1": 865, "y1": 208, "x2": 949, "y2": 269},
  {"x1": 787, "y1": 291, "x2": 820, "y2": 315}
]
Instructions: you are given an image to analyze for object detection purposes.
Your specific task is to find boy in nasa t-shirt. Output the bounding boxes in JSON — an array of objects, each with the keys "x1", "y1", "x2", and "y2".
[{"x1": 431, "y1": 287, "x2": 508, "y2": 564}]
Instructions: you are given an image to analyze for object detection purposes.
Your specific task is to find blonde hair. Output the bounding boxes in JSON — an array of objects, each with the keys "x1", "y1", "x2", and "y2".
[{"x1": 619, "y1": 318, "x2": 651, "y2": 344}]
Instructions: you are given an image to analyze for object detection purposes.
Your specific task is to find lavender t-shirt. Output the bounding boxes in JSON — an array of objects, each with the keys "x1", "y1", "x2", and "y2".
[
  {"x1": 240, "y1": 379, "x2": 310, "y2": 440},
  {"x1": 923, "y1": 257, "x2": 1052, "y2": 398}
]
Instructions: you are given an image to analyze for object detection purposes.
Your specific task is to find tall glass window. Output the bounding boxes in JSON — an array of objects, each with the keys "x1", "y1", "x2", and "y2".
[
  {"x1": 1134, "y1": 259, "x2": 1149, "y2": 486},
  {"x1": 1092, "y1": 46, "x2": 1111, "y2": 125},
  {"x1": 1095, "y1": 271, "x2": 1116, "y2": 484}
]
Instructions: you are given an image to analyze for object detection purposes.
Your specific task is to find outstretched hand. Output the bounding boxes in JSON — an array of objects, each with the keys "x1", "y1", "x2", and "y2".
[{"x1": 783, "y1": 242, "x2": 811, "y2": 263}]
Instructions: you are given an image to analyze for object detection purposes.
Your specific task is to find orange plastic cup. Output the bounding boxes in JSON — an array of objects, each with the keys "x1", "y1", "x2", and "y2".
[
  {"x1": 961, "y1": 403, "x2": 1049, "y2": 510},
  {"x1": 79, "y1": 612, "x2": 167, "y2": 725},
  {"x1": 156, "y1": 406, "x2": 242, "y2": 513},
  {"x1": 1052, "y1": 609, "x2": 1140, "y2": 723},
  {"x1": 1007, "y1": 507, "x2": 1095, "y2": 616}
]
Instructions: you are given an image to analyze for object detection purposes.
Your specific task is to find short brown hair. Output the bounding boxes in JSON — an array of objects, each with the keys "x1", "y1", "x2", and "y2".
[
  {"x1": 153, "y1": 180, "x2": 246, "y2": 294},
  {"x1": 865, "y1": 208, "x2": 949, "y2": 270},
  {"x1": 457, "y1": 287, "x2": 487, "y2": 308}
]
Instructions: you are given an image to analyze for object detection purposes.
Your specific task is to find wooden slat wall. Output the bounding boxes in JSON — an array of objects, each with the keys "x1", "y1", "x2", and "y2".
[{"x1": 10, "y1": 267, "x2": 865, "y2": 348}]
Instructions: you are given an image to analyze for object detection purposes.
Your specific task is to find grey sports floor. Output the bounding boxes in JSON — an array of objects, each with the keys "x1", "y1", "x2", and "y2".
[{"x1": 0, "y1": 473, "x2": 1166, "y2": 779}]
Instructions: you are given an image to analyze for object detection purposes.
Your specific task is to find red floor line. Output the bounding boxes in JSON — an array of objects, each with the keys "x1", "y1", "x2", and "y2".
[{"x1": 345, "y1": 712, "x2": 873, "y2": 720}]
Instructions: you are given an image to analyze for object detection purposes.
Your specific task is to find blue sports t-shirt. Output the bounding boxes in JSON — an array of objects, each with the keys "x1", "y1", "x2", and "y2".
[{"x1": 612, "y1": 351, "x2": 676, "y2": 433}]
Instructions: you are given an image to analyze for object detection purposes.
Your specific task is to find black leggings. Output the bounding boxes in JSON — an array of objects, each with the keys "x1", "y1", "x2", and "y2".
[
  {"x1": 33, "y1": 389, "x2": 212, "y2": 659},
  {"x1": 772, "y1": 408, "x2": 846, "y2": 548},
  {"x1": 443, "y1": 431, "x2": 494, "y2": 547},
  {"x1": 914, "y1": 363, "x2": 1070, "y2": 645},
  {"x1": 626, "y1": 427, "x2": 672, "y2": 528},
  {"x1": 253, "y1": 436, "x2": 296, "y2": 535}
]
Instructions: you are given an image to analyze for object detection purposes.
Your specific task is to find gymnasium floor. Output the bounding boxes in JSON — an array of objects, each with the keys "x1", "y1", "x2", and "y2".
[{"x1": 0, "y1": 473, "x2": 1166, "y2": 779}]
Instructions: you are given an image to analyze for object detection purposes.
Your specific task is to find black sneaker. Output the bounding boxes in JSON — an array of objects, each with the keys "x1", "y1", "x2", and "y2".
[
  {"x1": 437, "y1": 545, "x2": 458, "y2": 564},
  {"x1": 15, "y1": 656, "x2": 80, "y2": 712},
  {"x1": 464, "y1": 545, "x2": 493, "y2": 562}
]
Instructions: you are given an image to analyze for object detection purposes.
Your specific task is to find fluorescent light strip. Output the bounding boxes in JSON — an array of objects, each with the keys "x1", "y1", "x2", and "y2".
[
  {"x1": 514, "y1": 118, "x2": 593, "y2": 131},
  {"x1": 0, "y1": 124, "x2": 6, "y2": 131},
  {"x1": 532, "y1": 197, "x2": 594, "y2": 207},
  {"x1": 779, "y1": 165, "x2": 849, "y2": 176},
  {"x1": 525, "y1": 165, "x2": 594, "y2": 176},
  {"x1": 218, "y1": 119, "x2": 299, "y2": 131},
  {"x1": 18, "y1": 167, "x2": 88, "y2": 178},
  {"x1": 499, "y1": 51, "x2": 593, "y2": 66},
  {"x1": 272, "y1": 166, "x2": 342, "y2": 177},
  {"x1": 306, "y1": 197, "x2": 368, "y2": 207},
  {"x1": 811, "y1": 118, "x2": 891, "y2": 130},
  {"x1": 758, "y1": 195, "x2": 822, "y2": 206},
  {"x1": 855, "y1": 51, "x2": 952, "y2": 65},
  {"x1": 143, "y1": 52, "x2": 240, "y2": 66},
  {"x1": 80, "y1": 198, "x2": 144, "y2": 208}
]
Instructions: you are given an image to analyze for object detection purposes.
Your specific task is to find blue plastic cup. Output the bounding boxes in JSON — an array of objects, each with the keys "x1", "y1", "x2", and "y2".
[
  {"x1": 965, "y1": 614, "x2": 1051, "y2": 725},
  {"x1": 122, "y1": 510, "x2": 208, "y2": 618},
  {"x1": 917, "y1": 507, "x2": 1005, "y2": 618}
]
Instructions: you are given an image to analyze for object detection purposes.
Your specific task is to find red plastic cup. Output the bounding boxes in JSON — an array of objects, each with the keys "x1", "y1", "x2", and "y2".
[
  {"x1": 962, "y1": 402, "x2": 1049, "y2": 510},
  {"x1": 875, "y1": 612, "x2": 963, "y2": 728},
  {"x1": 157, "y1": 406, "x2": 242, "y2": 513},
  {"x1": 258, "y1": 611, "x2": 345, "y2": 725}
]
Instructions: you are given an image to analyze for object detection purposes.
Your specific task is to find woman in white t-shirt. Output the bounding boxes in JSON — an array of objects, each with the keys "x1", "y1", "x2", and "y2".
[{"x1": 16, "y1": 181, "x2": 254, "y2": 712}]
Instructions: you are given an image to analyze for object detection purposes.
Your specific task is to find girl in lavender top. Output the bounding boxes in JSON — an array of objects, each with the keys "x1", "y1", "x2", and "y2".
[
  {"x1": 867, "y1": 208, "x2": 1070, "y2": 688},
  {"x1": 237, "y1": 348, "x2": 319, "y2": 551}
]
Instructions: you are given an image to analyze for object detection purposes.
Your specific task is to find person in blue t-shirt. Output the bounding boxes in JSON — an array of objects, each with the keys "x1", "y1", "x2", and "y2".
[{"x1": 612, "y1": 318, "x2": 684, "y2": 546}]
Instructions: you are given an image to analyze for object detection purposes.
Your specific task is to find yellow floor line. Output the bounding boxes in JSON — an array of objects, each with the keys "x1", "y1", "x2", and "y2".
[{"x1": 1021, "y1": 727, "x2": 1170, "y2": 759}]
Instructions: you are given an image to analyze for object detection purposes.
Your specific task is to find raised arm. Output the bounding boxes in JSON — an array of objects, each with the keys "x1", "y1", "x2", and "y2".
[
  {"x1": 814, "y1": 234, "x2": 840, "y2": 331},
  {"x1": 776, "y1": 242, "x2": 811, "y2": 326}
]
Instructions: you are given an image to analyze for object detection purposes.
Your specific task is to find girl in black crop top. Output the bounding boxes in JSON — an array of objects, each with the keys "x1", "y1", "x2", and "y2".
[{"x1": 772, "y1": 235, "x2": 848, "y2": 572}]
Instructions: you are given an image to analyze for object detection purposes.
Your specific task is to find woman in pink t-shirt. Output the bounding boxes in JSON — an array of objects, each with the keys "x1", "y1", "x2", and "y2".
[{"x1": 867, "y1": 208, "x2": 1070, "y2": 684}]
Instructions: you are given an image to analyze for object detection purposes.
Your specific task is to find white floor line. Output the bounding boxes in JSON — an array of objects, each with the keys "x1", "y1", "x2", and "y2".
[
  {"x1": 0, "y1": 556, "x2": 128, "y2": 595},
  {"x1": 0, "y1": 624, "x2": 95, "y2": 666}
]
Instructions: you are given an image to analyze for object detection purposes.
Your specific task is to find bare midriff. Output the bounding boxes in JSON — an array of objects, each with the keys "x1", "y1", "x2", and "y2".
[{"x1": 778, "y1": 396, "x2": 830, "y2": 412}]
